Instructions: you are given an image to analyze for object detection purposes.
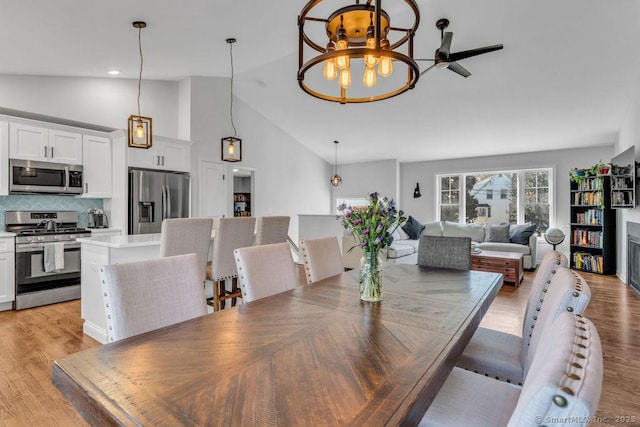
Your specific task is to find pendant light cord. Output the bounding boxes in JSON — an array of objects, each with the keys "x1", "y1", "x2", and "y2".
[
  {"x1": 334, "y1": 140, "x2": 339, "y2": 174},
  {"x1": 137, "y1": 26, "x2": 143, "y2": 118},
  {"x1": 229, "y1": 41, "x2": 237, "y2": 138}
]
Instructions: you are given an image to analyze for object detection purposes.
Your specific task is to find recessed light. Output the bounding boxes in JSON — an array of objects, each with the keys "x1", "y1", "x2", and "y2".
[{"x1": 108, "y1": 70, "x2": 120, "y2": 75}]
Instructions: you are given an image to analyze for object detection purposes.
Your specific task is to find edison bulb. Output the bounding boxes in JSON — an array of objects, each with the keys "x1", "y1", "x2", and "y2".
[
  {"x1": 136, "y1": 121, "x2": 145, "y2": 139},
  {"x1": 379, "y1": 56, "x2": 393, "y2": 77},
  {"x1": 364, "y1": 37, "x2": 378, "y2": 67},
  {"x1": 323, "y1": 59, "x2": 337, "y2": 80},
  {"x1": 339, "y1": 68, "x2": 351, "y2": 89},
  {"x1": 228, "y1": 142, "x2": 235, "y2": 155},
  {"x1": 363, "y1": 66, "x2": 377, "y2": 88},
  {"x1": 335, "y1": 39, "x2": 349, "y2": 70}
]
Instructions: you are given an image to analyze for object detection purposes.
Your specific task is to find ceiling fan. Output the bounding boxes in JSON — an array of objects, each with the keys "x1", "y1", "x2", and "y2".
[{"x1": 416, "y1": 18, "x2": 503, "y2": 78}]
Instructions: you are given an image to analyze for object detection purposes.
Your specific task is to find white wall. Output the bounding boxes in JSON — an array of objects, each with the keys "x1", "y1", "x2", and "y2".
[
  {"x1": 615, "y1": 82, "x2": 640, "y2": 282},
  {"x1": 0, "y1": 74, "x2": 178, "y2": 136},
  {"x1": 400, "y1": 146, "x2": 614, "y2": 258},
  {"x1": 0, "y1": 73, "x2": 332, "y2": 243},
  {"x1": 332, "y1": 159, "x2": 399, "y2": 212}
]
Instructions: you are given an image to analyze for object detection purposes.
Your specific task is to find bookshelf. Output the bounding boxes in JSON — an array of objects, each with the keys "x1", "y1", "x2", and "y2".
[
  {"x1": 570, "y1": 176, "x2": 616, "y2": 274},
  {"x1": 233, "y1": 193, "x2": 251, "y2": 217}
]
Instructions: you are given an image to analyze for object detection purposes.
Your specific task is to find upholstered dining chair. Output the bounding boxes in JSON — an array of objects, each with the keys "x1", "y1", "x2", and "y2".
[
  {"x1": 99, "y1": 253, "x2": 208, "y2": 342},
  {"x1": 206, "y1": 217, "x2": 256, "y2": 311},
  {"x1": 254, "y1": 216, "x2": 290, "y2": 246},
  {"x1": 299, "y1": 236, "x2": 344, "y2": 284},
  {"x1": 456, "y1": 267, "x2": 590, "y2": 386},
  {"x1": 417, "y1": 235, "x2": 471, "y2": 270},
  {"x1": 234, "y1": 242, "x2": 298, "y2": 303},
  {"x1": 159, "y1": 217, "x2": 213, "y2": 285},
  {"x1": 419, "y1": 312, "x2": 603, "y2": 427}
]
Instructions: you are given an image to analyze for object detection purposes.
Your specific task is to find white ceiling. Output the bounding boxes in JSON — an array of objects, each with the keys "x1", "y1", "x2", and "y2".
[{"x1": 1, "y1": 0, "x2": 639, "y2": 164}]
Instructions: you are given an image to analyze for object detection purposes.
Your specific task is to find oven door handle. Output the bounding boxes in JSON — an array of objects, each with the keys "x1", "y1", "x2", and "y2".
[
  {"x1": 64, "y1": 165, "x2": 70, "y2": 191},
  {"x1": 16, "y1": 242, "x2": 82, "y2": 252}
]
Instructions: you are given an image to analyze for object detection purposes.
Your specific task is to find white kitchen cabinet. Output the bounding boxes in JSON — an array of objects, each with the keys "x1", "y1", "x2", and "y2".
[
  {"x1": 80, "y1": 134, "x2": 112, "y2": 198},
  {"x1": 128, "y1": 136, "x2": 191, "y2": 172},
  {"x1": 9, "y1": 122, "x2": 82, "y2": 165},
  {"x1": 0, "y1": 236, "x2": 15, "y2": 311},
  {"x1": 0, "y1": 121, "x2": 8, "y2": 195}
]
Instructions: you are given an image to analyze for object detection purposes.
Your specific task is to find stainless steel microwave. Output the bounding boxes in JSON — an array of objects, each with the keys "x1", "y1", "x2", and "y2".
[{"x1": 9, "y1": 159, "x2": 83, "y2": 195}]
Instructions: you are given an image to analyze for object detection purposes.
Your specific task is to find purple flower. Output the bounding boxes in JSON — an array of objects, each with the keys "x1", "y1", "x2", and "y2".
[
  {"x1": 345, "y1": 210, "x2": 352, "y2": 218},
  {"x1": 353, "y1": 219, "x2": 361, "y2": 226},
  {"x1": 362, "y1": 229, "x2": 369, "y2": 235},
  {"x1": 361, "y1": 242, "x2": 367, "y2": 247},
  {"x1": 375, "y1": 235, "x2": 383, "y2": 244}
]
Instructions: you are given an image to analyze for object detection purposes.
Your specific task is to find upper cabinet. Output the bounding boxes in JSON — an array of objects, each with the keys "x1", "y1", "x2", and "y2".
[
  {"x1": 0, "y1": 121, "x2": 8, "y2": 195},
  {"x1": 79, "y1": 134, "x2": 112, "y2": 198},
  {"x1": 128, "y1": 136, "x2": 191, "y2": 172},
  {"x1": 9, "y1": 122, "x2": 82, "y2": 165}
]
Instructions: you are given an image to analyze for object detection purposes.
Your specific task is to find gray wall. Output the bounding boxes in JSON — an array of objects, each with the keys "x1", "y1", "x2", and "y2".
[
  {"x1": 615, "y1": 81, "x2": 640, "y2": 282},
  {"x1": 400, "y1": 146, "x2": 614, "y2": 257},
  {"x1": 331, "y1": 159, "x2": 399, "y2": 211}
]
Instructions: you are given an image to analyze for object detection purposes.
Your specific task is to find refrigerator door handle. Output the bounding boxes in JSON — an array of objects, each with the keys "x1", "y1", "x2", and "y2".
[
  {"x1": 167, "y1": 185, "x2": 172, "y2": 217},
  {"x1": 161, "y1": 184, "x2": 167, "y2": 220}
]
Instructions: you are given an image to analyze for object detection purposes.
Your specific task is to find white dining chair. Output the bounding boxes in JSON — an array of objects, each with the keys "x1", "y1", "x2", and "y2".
[
  {"x1": 234, "y1": 242, "x2": 298, "y2": 302},
  {"x1": 420, "y1": 312, "x2": 603, "y2": 427},
  {"x1": 99, "y1": 253, "x2": 208, "y2": 342},
  {"x1": 417, "y1": 235, "x2": 471, "y2": 270},
  {"x1": 159, "y1": 217, "x2": 213, "y2": 285},
  {"x1": 299, "y1": 237, "x2": 344, "y2": 284},
  {"x1": 457, "y1": 266, "x2": 590, "y2": 385},
  {"x1": 206, "y1": 217, "x2": 256, "y2": 311},
  {"x1": 254, "y1": 216, "x2": 290, "y2": 246}
]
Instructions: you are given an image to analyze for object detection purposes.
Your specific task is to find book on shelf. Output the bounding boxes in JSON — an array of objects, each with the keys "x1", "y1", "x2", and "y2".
[
  {"x1": 572, "y1": 252, "x2": 603, "y2": 273},
  {"x1": 574, "y1": 209, "x2": 602, "y2": 225},
  {"x1": 572, "y1": 229, "x2": 603, "y2": 248},
  {"x1": 572, "y1": 191, "x2": 602, "y2": 206}
]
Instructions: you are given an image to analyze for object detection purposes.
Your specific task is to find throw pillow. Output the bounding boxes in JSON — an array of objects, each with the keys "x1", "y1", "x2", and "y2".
[
  {"x1": 397, "y1": 227, "x2": 411, "y2": 240},
  {"x1": 510, "y1": 223, "x2": 537, "y2": 245},
  {"x1": 391, "y1": 228, "x2": 403, "y2": 242},
  {"x1": 402, "y1": 216, "x2": 425, "y2": 240},
  {"x1": 442, "y1": 221, "x2": 486, "y2": 243},
  {"x1": 488, "y1": 223, "x2": 511, "y2": 243},
  {"x1": 423, "y1": 221, "x2": 444, "y2": 236}
]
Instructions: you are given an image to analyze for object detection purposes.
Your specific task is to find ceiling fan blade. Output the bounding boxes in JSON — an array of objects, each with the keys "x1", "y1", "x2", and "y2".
[
  {"x1": 449, "y1": 44, "x2": 503, "y2": 62},
  {"x1": 420, "y1": 64, "x2": 436, "y2": 76},
  {"x1": 438, "y1": 32, "x2": 453, "y2": 59},
  {"x1": 447, "y1": 61, "x2": 471, "y2": 78},
  {"x1": 414, "y1": 58, "x2": 435, "y2": 62}
]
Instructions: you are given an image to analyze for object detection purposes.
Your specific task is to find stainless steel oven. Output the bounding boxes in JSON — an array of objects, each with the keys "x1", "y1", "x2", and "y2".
[
  {"x1": 9, "y1": 159, "x2": 83, "y2": 195},
  {"x1": 6, "y1": 211, "x2": 90, "y2": 310}
]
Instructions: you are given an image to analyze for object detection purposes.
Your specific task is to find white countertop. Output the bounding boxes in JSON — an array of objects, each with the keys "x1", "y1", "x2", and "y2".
[
  {"x1": 88, "y1": 228, "x2": 122, "y2": 235},
  {"x1": 77, "y1": 233, "x2": 162, "y2": 248},
  {"x1": 0, "y1": 232, "x2": 16, "y2": 238}
]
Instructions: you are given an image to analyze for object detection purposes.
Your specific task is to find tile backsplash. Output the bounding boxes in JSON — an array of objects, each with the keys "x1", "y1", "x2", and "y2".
[{"x1": 0, "y1": 195, "x2": 104, "y2": 229}]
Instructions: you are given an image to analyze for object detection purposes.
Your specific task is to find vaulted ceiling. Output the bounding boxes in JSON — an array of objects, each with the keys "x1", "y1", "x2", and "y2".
[{"x1": 1, "y1": 0, "x2": 639, "y2": 164}]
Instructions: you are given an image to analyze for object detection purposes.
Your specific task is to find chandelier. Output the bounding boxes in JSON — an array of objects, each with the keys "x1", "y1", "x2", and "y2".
[{"x1": 298, "y1": 0, "x2": 420, "y2": 104}]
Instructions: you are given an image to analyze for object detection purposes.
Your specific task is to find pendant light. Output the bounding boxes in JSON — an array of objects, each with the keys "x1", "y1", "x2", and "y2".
[
  {"x1": 330, "y1": 140, "x2": 342, "y2": 186},
  {"x1": 128, "y1": 21, "x2": 153, "y2": 149},
  {"x1": 221, "y1": 38, "x2": 242, "y2": 162}
]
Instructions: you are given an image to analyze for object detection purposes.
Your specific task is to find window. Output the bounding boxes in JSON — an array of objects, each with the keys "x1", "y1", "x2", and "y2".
[
  {"x1": 439, "y1": 176, "x2": 460, "y2": 222},
  {"x1": 436, "y1": 168, "x2": 552, "y2": 233}
]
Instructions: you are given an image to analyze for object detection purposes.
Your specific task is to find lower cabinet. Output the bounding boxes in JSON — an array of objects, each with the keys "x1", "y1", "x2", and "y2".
[{"x1": 0, "y1": 237, "x2": 16, "y2": 311}]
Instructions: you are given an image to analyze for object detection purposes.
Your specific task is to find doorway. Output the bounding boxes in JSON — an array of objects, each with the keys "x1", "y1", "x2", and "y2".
[{"x1": 233, "y1": 167, "x2": 255, "y2": 217}]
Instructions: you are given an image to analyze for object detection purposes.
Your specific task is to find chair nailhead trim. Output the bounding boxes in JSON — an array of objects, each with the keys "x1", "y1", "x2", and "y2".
[
  {"x1": 567, "y1": 373, "x2": 581, "y2": 380},
  {"x1": 560, "y1": 386, "x2": 575, "y2": 396},
  {"x1": 553, "y1": 395, "x2": 568, "y2": 407},
  {"x1": 567, "y1": 306, "x2": 574, "y2": 312}
]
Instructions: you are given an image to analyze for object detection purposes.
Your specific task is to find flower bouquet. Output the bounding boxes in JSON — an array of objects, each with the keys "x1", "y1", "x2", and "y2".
[{"x1": 338, "y1": 193, "x2": 406, "y2": 302}]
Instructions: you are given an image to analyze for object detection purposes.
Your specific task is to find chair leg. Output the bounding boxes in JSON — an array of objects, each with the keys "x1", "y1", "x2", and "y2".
[
  {"x1": 230, "y1": 277, "x2": 239, "y2": 307},
  {"x1": 213, "y1": 280, "x2": 223, "y2": 311}
]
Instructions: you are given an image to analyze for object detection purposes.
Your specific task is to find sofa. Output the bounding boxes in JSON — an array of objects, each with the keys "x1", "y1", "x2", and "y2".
[{"x1": 386, "y1": 220, "x2": 538, "y2": 269}]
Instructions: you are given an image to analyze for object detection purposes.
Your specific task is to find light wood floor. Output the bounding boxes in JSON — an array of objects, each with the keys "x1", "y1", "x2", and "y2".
[{"x1": 0, "y1": 269, "x2": 638, "y2": 426}]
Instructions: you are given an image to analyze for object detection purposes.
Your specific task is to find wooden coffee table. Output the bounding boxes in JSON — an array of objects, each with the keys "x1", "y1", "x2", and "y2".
[{"x1": 471, "y1": 250, "x2": 524, "y2": 286}]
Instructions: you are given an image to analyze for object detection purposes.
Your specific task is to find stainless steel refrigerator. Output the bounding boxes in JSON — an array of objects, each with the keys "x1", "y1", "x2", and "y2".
[{"x1": 129, "y1": 169, "x2": 191, "y2": 234}]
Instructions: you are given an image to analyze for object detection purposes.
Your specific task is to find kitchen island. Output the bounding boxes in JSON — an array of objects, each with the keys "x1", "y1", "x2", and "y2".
[{"x1": 78, "y1": 234, "x2": 163, "y2": 343}]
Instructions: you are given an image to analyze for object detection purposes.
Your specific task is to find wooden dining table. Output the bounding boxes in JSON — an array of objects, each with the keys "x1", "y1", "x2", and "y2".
[{"x1": 53, "y1": 264, "x2": 502, "y2": 426}]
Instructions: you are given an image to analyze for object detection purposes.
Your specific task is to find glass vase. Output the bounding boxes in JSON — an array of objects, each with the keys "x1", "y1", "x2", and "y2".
[{"x1": 360, "y1": 251, "x2": 382, "y2": 302}]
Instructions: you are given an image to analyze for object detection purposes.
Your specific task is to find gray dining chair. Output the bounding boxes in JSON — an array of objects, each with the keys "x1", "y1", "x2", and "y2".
[
  {"x1": 299, "y1": 236, "x2": 344, "y2": 284},
  {"x1": 206, "y1": 217, "x2": 256, "y2": 311},
  {"x1": 417, "y1": 235, "x2": 471, "y2": 270},
  {"x1": 99, "y1": 253, "x2": 208, "y2": 342},
  {"x1": 159, "y1": 217, "x2": 213, "y2": 285},
  {"x1": 420, "y1": 312, "x2": 603, "y2": 427},
  {"x1": 254, "y1": 216, "x2": 290, "y2": 246},
  {"x1": 234, "y1": 242, "x2": 298, "y2": 302},
  {"x1": 456, "y1": 266, "x2": 590, "y2": 386}
]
